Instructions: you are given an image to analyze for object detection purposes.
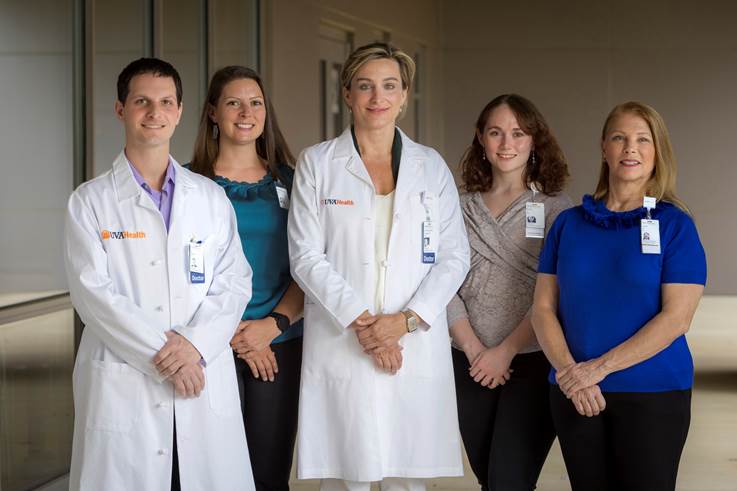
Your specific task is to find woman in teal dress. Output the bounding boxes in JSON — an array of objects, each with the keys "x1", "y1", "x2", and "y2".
[{"x1": 190, "y1": 66, "x2": 304, "y2": 491}]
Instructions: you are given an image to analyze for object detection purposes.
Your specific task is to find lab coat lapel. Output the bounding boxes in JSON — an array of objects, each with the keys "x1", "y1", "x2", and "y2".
[
  {"x1": 393, "y1": 129, "x2": 424, "y2": 215},
  {"x1": 334, "y1": 127, "x2": 374, "y2": 189},
  {"x1": 168, "y1": 159, "x2": 196, "y2": 236}
]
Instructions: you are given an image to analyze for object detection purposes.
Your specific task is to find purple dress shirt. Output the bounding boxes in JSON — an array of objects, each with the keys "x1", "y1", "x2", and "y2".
[{"x1": 127, "y1": 158, "x2": 176, "y2": 231}]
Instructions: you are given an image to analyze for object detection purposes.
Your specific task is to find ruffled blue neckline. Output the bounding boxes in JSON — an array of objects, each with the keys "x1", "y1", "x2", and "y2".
[
  {"x1": 214, "y1": 172, "x2": 278, "y2": 202},
  {"x1": 581, "y1": 194, "x2": 663, "y2": 229}
]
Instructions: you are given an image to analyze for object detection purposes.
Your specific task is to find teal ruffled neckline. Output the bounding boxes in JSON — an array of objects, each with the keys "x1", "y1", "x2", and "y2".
[
  {"x1": 214, "y1": 173, "x2": 278, "y2": 202},
  {"x1": 581, "y1": 194, "x2": 668, "y2": 229}
]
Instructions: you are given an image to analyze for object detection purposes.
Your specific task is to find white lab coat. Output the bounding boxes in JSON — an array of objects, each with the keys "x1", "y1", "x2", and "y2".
[
  {"x1": 288, "y1": 128, "x2": 470, "y2": 481},
  {"x1": 64, "y1": 152, "x2": 255, "y2": 491}
]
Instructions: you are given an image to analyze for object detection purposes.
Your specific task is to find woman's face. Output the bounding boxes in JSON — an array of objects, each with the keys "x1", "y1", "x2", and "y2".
[
  {"x1": 602, "y1": 112, "x2": 656, "y2": 188},
  {"x1": 344, "y1": 58, "x2": 407, "y2": 131},
  {"x1": 210, "y1": 78, "x2": 266, "y2": 146},
  {"x1": 477, "y1": 104, "x2": 533, "y2": 178}
]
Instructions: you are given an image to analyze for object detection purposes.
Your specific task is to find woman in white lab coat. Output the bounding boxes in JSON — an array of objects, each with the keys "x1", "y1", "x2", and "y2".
[{"x1": 288, "y1": 42, "x2": 470, "y2": 491}]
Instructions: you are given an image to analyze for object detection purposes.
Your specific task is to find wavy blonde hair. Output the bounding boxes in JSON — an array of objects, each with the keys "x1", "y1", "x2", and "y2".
[{"x1": 595, "y1": 101, "x2": 689, "y2": 212}]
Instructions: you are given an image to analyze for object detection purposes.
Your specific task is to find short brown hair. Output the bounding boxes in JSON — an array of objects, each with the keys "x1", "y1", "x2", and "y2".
[
  {"x1": 341, "y1": 42, "x2": 415, "y2": 113},
  {"x1": 189, "y1": 66, "x2": 294, "y2": 179},
  {"x1": 594, "y1": 101, "x2": 688, "y2": 212},
  {"x1": 460, "y1": 94, "x2": 569, "y2": 194}
]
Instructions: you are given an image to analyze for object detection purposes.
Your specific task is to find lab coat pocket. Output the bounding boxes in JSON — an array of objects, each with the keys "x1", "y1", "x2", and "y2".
[
  {"x1": 85, "y1": 360, "x2": 144, "y2": 433},
  {"x1": 206, "y1": 351, "x2": 240, "y2": 417}
]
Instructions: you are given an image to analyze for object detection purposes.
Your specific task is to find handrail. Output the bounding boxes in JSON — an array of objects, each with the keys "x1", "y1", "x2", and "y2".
[{"x1": 0, "y1": 293, "x2": 72, "y2": 326}]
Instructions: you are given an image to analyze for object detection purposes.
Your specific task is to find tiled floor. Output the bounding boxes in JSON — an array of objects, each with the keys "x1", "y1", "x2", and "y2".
[{"x1": 288, "y1": 296, "x2": 737, "y2": 491}]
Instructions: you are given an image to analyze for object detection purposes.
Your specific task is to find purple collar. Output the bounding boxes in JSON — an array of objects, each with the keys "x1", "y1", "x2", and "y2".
[{"x1": 127, "y1": 157, "x2": 176, "y2": 231}]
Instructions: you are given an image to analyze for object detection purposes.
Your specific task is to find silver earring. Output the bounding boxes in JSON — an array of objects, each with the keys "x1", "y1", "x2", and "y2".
[
  {"x1": 482, "y1": 147, "x2": 487, "y2": 161},
  {"x1": 212, "y1": 124, "x2": 219, "y2": 139},
  {"x1": 531, "y1": 151, "x2": 536, "y2": 165}
]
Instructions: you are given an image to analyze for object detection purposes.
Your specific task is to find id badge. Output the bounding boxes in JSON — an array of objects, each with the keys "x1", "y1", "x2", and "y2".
[
  {"x1": 641, "y1": 219, "x2": 661, "y2": 254},
  {"x1": 525, "y1": 202, "x2": 545, "y2": 238},
  {"x1": 189, "y1": 240, "x2": 205, "y2": 283},
  {"x1": 275, "y1": 183, "x2": 290, "y2": 209},
  {"x1": 422, "y1": 220, "x2": 435, "y2": 264},
  {"x1": 421, "y1": 191, "x2": 437, "y2": 264}
]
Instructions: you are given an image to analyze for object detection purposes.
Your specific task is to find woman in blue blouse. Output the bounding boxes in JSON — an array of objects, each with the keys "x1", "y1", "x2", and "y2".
[
  {"x1": 532, "y1": 102, "x2": 706, "y2": 491},
  {"x1": 190, "y1": 66, "x2": 304, "y2": 491}
]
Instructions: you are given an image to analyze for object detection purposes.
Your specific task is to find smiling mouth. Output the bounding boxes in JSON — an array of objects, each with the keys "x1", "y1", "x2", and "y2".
[
  {"x1": 142, "y1": 124, "x2": 165, "y2": 129},
  {"x1": 496, "y1": 153, "x2": 517, "y2": 159},
  {"x1": 235, "y1": 123, "x2": 255, "y2": 129},
  {"x1": 620, "y1": 159, "x2": 641, "y2": 167}
]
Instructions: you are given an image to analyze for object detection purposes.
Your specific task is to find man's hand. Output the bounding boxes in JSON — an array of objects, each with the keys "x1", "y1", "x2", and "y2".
[
  {"x1": 231, "y1": 318, "x2": 281, "y2": 355},
  {"x1": 469, "y1": 344, "x2": 515, "y2": 389},
  {"x1": 238, "y1": 347, "x2": 278, "y2": 382},
  {"x1": 372, "y1": 344, "x2": 403, "y2": 375},
  {"x1": 154, "y1": 331, "x2": 203, "y2": 378},
  {"x1": 353, "y1": 313, "x2": 407, "y2": 353},
  {"x1": 170, "y1": 363, "x2": 205, "y2": 398}
]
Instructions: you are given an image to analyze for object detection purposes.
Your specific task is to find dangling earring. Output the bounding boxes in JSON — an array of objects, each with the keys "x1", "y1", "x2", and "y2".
[
  {"x1": 482, "y1": 146, "x2": 487, "y2": 161},
  {"x1": 211, "y1": 124, "x2": 219, "y2": 140},
  {"x1": 531, "y1": 150, "x2": 536, "y2": 166}
]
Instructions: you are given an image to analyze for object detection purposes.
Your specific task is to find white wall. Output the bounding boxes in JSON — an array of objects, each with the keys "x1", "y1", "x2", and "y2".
[
  {"x1": 0, "y1": 0, "x2": 74, "y2": 293},
  {"x1": 441, "y1": 0, "x2": 737, "y2": 294}
]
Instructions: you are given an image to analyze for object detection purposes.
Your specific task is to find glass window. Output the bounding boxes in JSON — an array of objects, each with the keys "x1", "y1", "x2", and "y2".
[
  {"x1": 210, "y1": 0, "x2": 260, "y2": 72},
  {"x1": 0, "y1": 0, "x2": 74, "y2": 301}
]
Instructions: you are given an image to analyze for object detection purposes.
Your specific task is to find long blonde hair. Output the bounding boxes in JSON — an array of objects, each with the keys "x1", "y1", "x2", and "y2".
[{"x1": 594, "y1": 101, "x2": 689, "y2": 212}]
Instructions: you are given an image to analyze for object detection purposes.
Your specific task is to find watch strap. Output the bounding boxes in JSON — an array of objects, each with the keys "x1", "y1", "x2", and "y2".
[{"x1": 267, "y1": 312, "x2": 290, "y2": 333}]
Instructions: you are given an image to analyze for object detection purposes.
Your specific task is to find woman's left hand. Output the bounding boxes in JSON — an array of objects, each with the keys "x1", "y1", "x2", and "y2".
[
  {"x1": 556, "y1": 358, "x2": 609, "y2": 398},
  {"x1": 230, "y1": 318, "x2": 282, "y2": 354},
  {"x1": 353, "y1": 313, "x2": 406, "y2": 352}
]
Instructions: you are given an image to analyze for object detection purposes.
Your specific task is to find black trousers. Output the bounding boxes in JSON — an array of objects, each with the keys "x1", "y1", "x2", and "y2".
[
  {"x1": 171, "y1": 416, "x2": 180, "y2": 491},
  {"x1": 550, "y1": 385, "x2": 691, "y2": 491},
  {"x1": 452, "y1": 348, "x2": 556, "y2": 491},
  {"x1": 236, "y1": 336, "x2": 303, "y2": 491}
]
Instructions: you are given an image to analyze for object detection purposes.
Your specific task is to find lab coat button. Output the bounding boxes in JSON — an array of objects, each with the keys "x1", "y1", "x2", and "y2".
[
  {"x1": 157, "y1": 448, "x2": 169, "y2": 456},
  {"x1": 155, "y1": 306, "x2": 164, "y2": 312},
  {"x1": 381, "y1": 260, "x2": 389, "y2": 268},
  {"x1": 156, "y1": 402, "x2": 169, "y2": 409},
  {"x1": 151, "y1": 259, "x2": 163, "y2": 266}
]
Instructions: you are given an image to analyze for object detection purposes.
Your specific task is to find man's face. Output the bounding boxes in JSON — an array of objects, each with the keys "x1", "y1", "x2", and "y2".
[{"x1": 115, "y1": 73, "x2": 182, "y2": 149}]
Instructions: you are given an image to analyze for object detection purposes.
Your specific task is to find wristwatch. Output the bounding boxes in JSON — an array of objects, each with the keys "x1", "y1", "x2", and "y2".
[
  {"x1": 402, "y1": 310, "x2": 419, "y2": 333},
  {"x1": 267, "y1": 312, "x2": 290, "y2": 333}
]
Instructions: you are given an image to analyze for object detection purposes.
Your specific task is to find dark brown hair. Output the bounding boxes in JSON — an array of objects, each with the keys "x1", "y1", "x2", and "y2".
[
  {"x1": 190, "y1": 66, "x2": 294, "y2": 179},
  {"x1": 459, "y1": 94, "x2": 569, "y2": 194}
]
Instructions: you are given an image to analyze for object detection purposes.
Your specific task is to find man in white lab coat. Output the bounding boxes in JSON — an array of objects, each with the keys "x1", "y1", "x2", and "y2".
[{"x1": 64, "y1": 58, "x2": 255, "y2": 491}]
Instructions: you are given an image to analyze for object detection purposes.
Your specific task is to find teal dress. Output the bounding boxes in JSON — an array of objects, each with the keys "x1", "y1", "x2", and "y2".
[{"x1": 214, "y1": 164, "x2": 303, "y2": 343}]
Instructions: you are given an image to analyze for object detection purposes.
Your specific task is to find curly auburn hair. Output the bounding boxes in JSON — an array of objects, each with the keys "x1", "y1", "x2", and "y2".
[{"x1": 459, "y1": 94, "x2": 569, "y2": 194}]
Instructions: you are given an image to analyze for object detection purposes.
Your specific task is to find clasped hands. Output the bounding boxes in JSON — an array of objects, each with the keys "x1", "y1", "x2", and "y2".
[
  {"x1": 230, "y1": 318, "x2": 281, "y2": 382},
  {"x1": 351, "y1": 310, "x2": 406, "y2": 375},
  {"x1": 153, "y1": 331, "x2": 204, "y2": 398},
  {"x1": 556, "y1": 358, "x2": 609, "y2": 417}
]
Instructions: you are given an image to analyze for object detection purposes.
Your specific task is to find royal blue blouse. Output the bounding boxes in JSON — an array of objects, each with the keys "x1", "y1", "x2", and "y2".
[
  {"x1": 214, "y1": 164, "x2": 303, "y2": 344},
  {"x1": 538, "y1": 195, "x2": 706, "y2": 392}
]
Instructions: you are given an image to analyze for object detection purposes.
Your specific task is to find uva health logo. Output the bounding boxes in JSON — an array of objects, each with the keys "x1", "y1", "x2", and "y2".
[
  {"x1": 321, "y1": 198, "x2": 355, "y2": 206},
  {"x1": 101, "y1": 230, "x2": 147, "y2": 240}
]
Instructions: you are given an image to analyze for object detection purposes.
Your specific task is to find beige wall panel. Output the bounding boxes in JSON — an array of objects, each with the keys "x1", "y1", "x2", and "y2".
[{"x1": 442, "y1": 0, "x2": 736, "y2": 293}]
